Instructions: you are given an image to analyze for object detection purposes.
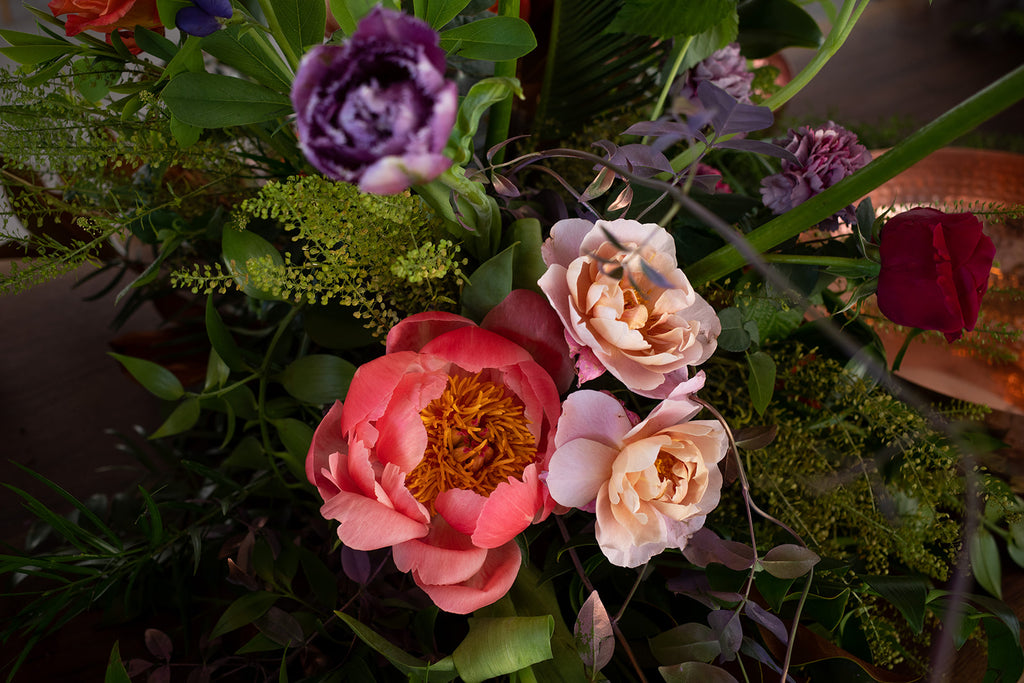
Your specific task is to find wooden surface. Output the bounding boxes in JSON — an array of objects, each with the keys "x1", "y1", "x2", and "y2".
[{"x1": 1, "y1": 0, "x2": 1023, "y2": 680}]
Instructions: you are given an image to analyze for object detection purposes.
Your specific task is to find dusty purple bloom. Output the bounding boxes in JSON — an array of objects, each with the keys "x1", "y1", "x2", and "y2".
[
  {"x1": 290, "y1": 7, "x2": 457, "y2": 195},
  {"x1": 759, "y1": 121, "x2": 871, "y2": 218},
  {"x1": 676, "y1": 43, "x2": 754, "y2": 105},
  {"x1": 175, "y1": 0, "x2": 231, "y2": 37}
]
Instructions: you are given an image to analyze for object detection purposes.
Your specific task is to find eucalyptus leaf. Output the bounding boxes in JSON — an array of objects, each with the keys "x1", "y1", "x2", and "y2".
[
  {"x1": 162, "y1": 72, "x2": 292, "y2": 128},
  {"x1": 574, "y1": 591, "x2": 614, "y2": 674},
  {"x1": 649, "y1": 623, "x2": 721, "y2": 665},
  {"x1": 761, "y1": 543, "x2": 819, "y2": 579},
  {"x1": 109, "y1": 353, "x2": 184, "y2": 401},
  {"x1": 658, "y1": 660, "x2": 740, "y2": 683},
  {"x1": 440, "y1": 16, "x2": 536, "y2": 61}
]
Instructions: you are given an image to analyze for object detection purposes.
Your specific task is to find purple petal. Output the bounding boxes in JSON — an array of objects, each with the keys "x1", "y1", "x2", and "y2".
[{"x1": 175, "y1": 6, "x2": 221, "y2": 37}]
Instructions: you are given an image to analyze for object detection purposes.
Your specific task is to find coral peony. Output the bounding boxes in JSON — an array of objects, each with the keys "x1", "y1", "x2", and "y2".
[
  {"x1": 546, "y1": 374, "x2": 728, "y2": 567},
  {"x1": 876, "y1": 207, "x2": 995, "y2": 342},
  {"x1": 290, "y1": 7, "x2": 457, "y2": 195},
  {"x1": 538, "y1": 218, "x2": 720, "y2": 398},
  {"x1": 306, "y1": 291, "x2": 567, "y2": 613}
]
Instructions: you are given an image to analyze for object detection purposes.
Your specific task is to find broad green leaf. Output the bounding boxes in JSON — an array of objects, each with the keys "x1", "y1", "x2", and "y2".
[
  {"x1": 156, "y1": 0, "x2": 192, "y2": 28},
  {"x1": 424, "y1": 0, "x2": 472, "y2": 29},
  {"x1": 149, "y1": 397, "x2": 201, "y2": 439},
  {"x1": 273, "y1": 418, "x2": 313, "y2": 480},
  {"x1": 221, "y1": 227, "x2": 285, "y2": 301},
  {"x1": 169, "y1": 113, "x2": 201, "y2": 147},
  {"x1": 507, "y1": 217, "x2": 546, "y2": 292},
  {"x1": 133, "y1": 26, "x2": 177, "y2": 61},
  {"x1": 737, "y1": 0, "x2": 822, "y2": 58},
  {"x1": 745, "y1": 350, "x2": 776, "y2": 417},
  {"x1": 761, "y1": 543, "x2": 818, "y2": 579},
  {"x1": 970, "y1": 526, "x2": 1003, "y2": 599},
  {"x1": 440, "y1": 16, "x2": 536, "y2": 61},
  {"x1": 862, "y1": 575, "x2": 928, "y2": 634},
  {"x1": 201, "y1": 27, "x2": 293, "y2": 92},
  {"x1": 658, "y1": 661, "x2": 739, "y2": 683},
  {"x1": 337, "y1": 611, "x2": 459, "y2": 681},
  {"x1": 109, "y1": 352, "x2": 184, "y2": 400},
  {"x1": 211, "y1": 591, "x2": 280, "y2": 639},
  {"x1": 104, "y1": 642, "x2": 132, "y2": 683},
  {"x1": 649, "y1": 623, "x2": 721, "y2": 665},
  {"x1": 983, "y1": 615, "x2": 1024, "y2": 682},
  {"x1": 205, "y1": 294, "x2": 245, "y2": 371},
  {"x1": 277, "y1": 354, "x2": 356, "y2": 405},
  {"x1": 674, "y1": 10, "x2": 739, "y2": 72},
  {"x1": 716, "y1": 307, "x2": 751, "y2": 353},
  {"x1": 448, "y1": 76, "x2": 523, "y2": 165},
  {"x1": 461, "y1": 244, "x2": 515, "y2": 322},
  {"x1": 162, "y1": 72, "x2": 292, "y2": 128},
  {"x1": 328, "y1": 0, "x2": 399, "y2": 35},
  {"x1": 608, "y1": 0, "x2": 734, "y2": 39},
  {"x1": 0, "y1": 44, "x2": 76, "y2": 65},
  {"x1": 72, "y1": 57, "x2": 118, "y2": 102},
  {"x1": 0, "y1": 29, "x2": 71, "y2": 48},
  {"x1": 452, "y1": 616, "x2": 554, "y2": 683},
  {"x1": 270, "y1": 0, "x2": 327, "y2": 58}
]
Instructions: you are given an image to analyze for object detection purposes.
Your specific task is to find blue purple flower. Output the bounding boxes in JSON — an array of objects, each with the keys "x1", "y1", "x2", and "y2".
[
  {"x1": 175, "y1": 0, "x2": 231, "y2": 37},
  {"x1": 290, "y1": 7, "x2": 458, "y2": 195}
]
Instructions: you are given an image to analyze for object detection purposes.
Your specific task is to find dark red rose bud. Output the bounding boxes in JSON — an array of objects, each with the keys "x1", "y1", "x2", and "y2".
[{"x1": 876, "y1": 207, "x2": 995, "y2": 342}]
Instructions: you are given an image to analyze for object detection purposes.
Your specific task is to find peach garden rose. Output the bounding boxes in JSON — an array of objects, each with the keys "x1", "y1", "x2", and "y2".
[
  {"x1": 545, "y1": 373, "x2": 728, "y2": 567},
  {"x1": 305, "y1": 291, "x2": 569, "y2": 613},
  {"x1": 538, "y1": 218, "x2": 721, "y2": 398}
]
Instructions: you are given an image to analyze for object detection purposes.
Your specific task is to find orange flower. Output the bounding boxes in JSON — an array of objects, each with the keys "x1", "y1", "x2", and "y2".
[{"x1": 49, "y1": 0, "x2": 162, "y2": 41}]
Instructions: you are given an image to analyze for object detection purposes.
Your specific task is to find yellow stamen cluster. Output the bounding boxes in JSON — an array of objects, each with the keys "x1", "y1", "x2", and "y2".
[{"x1": 405, "y1": 373, "x2": 536, "y2": 510}]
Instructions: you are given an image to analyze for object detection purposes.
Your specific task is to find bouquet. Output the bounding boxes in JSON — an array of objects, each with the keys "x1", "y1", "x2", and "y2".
[{"x1": 2, "y1": 0, "x2": 1024, "y2": 681}]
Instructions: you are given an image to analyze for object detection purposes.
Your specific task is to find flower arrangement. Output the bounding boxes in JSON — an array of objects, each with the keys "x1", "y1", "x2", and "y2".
[{"x1": 2, "y1": 0, "x2": 1024, "y2": 681}]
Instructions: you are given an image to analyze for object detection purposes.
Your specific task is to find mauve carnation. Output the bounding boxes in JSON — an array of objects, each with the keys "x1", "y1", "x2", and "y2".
[
  {"x1": 760, "y1": 121, "x2": 871, "y2": 218},
  {"x1": 290, "y1": 7, "x2": 457, "y2": 195},
  {"x1": 676, "y1": 43, "x2": 754, "y2": 105}
]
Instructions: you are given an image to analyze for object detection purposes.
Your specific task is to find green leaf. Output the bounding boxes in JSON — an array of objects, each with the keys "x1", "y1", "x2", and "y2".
[
  {"x1": 424, "y1": 0, "x2": 472, "y2": 29},
  {"x1": 72, "y1": 57, "x2": 118, "y2": 102},
  {"x1": 273, "y1": 418, "x2": 313, "y2": 480},
  {"x1": 0, "y1": 30, "x2": 74, "y2": 65},
  {"x1": 134, "y1": 26, "x2": 178, "y2": 61},
  {"x1": 507, "y1": 217, "x2": 547, "y2": 292},
  {"x1": 608, "y1": 0, "x2": 734, "y2": 39},
  {"x1": 862, "y1": 575, "x2": 928, "y2": 634},
  {"x1": 745, "y1": 350, "x2": 776, "y2": 417},
  {"x1": 109, "y1": 352, "x2": 184, "y2": 400},
  {"x1": 205, "y1": 294, "x2": 245, "y2": 371},
  {"x1": 328, "y1": 0, "x2": 398, "y2": 35},
  {"x1": 983, "y1": 615, "x2": 1024, "y2": 682},
  {"x1": 674, "y1": 11, "x2": 739, "y2": 72},
  {"x1": 716, "y1": 307, "x2": 751, "y2": 353},
  {"x1": 270, "y1": 0, "x2": 326, "y2": 58},
  {"x1": 137, "y1": 486, "x2": 164, "y2": 545},
  {"x1": 453, "y1": 616, "x2": 554, "y2": 683},
  {"x1": 658, "y1": 661, "x2": 739, "y2": 683},
  {"x1": 149, "y1": 398, "x2": 201, "y2": 439},
  {"x1": 221, "y1": 227, "x2": 285, "y2": 300},
  {"x1": 162, "y1": 72, "x2": 292, "y2": 128},
  {"x1": 440, "y1": 16, "x2": 536, "y2": 61},
  {"x1": 737, "y1": 0, "x2": 822, "y2": 58},
  {"x1": 460, "y1": 244, "x2": 515, "y2": 322},
  {"x1": 970, "y1": 526, "x2": 1003, "y2": 599},
  {"x1": 104, "y1": 642, "x2": 132, "y2": 683},
  {"x1": 156, "y1": 0, "x2": 192, "y2": 28},
  {"x1": 211, "y1": 591, "x2": 280, "y2": 639},
  {"x1": 649, "y1": 623, "x2": 721, "y2": 665},
  {"x1": 761, "y1": 543, "x2": 819, "y2": 579},
  {"x1": 277, "y1": 354, "x2": 356, "y2": 405},
  {"x1": 448, "y1": 76, "x2": 523, "y2": 165},
  {"x1": 201, "y1": 26, "x2": 293, "y2": 92},
  {"x1": 337, "y1": 611, "x2": 459, "y2": 681}
]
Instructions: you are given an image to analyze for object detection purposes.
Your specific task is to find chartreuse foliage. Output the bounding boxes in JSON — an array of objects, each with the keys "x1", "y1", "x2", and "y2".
[{"x1": 171, "y1": 175, "x2": 467, "y2": 337}]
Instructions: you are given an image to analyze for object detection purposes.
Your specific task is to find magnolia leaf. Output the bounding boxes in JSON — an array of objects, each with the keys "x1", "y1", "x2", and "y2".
[
  {"x1": 745, "y1": 350, "x2": 776, "y2": 417},
  {"x1": 109, "y1": 353, "x2": 184, "y2": 401},
  {"x1": 272, "y1": 418, "x2": 313, "y2": 480},
  {"x1": 453, "y1": 616, "x2": 554, "y2": 683},
  {"x1": 162, "y1": 72, "x2": 292, "y2": 128},
  {"x1": 277, "y1": 354, "x2": 356, "y2": 405},
  {"x1": 649, "y1": 623, "x2": 721, "y2": 665},
  {"x1": 205, "y1": 294, "x2": 245, "y2": 371},
  {"x1": 574, "y1": 591, "x2": 615, "y2": 674},
  {"x1": 211, "y1": 591, "x2": 279, "y2": 639},
  {"x1": 733, "y1": 424, "x2": 777, "y2": 450},
  {"x1": 440, "y1": 16, "x2": 536, "y2": 61},
  {"x1": 133, "y1": 27, "x2": 177, "y2": 60},
  {"x1": 169, "y1": 116, "x2": 201, "y2": 147},
  {"x1": 969, "y1": 526, "x2": 1003, "y2": 599},
  {"x1": 761, "y1": 544, "x2": 819, "y2": 579},
  {"x1": 983, "y1": 616, "x2": 1024, "y2": 682}
]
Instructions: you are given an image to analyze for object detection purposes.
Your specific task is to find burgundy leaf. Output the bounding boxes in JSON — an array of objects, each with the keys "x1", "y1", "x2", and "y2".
[
  {"x1": 144, "y1": 628, "x2": 173, "y2": 661},
  {"x1": 574, "y1": 590, "x2": 615, "y2": 673}
]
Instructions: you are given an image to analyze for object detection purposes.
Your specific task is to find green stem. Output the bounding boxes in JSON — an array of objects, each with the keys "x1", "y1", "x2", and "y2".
[
  {"x1": 761, "y1": 254, "x2": 869, "y2": 268},
  {"x1": 890, "y1": 327, "x2": 925, "y2": 372},
  {"x1": 484, "y1": 0, "x2": 521, "y2": 164},
  {"x1": 686, "y1": 62, "x2": 1024, "y2": 285},
  {"x1": 257, "y1": 303, "x2": 304, "y2": 482},
  {"x1": 256, "y1": 0, "x2": 300, "y2": 72},
  {"x1": 648, "y1": 35, "x2": 694, "y2": 125}
]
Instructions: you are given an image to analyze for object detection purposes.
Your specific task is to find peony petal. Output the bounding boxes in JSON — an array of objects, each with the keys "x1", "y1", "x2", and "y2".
[
  {"x1": 393, "y1": 519, "x2": 488, "y2": 585},
  {"x1": 386, "y1": 311, "x2": 475, "y2": 354},
  {"x1": 481, "y1": 290, "x2": 574, "y2": 393},
  {"x1": 419, "y1": 326, "x2": 535, "y2": 373},
  {"x1": 320, "y1": 490, "x2": 428, "y2": 550},
  {"x1": 414, "y1": 541, "x2": 522, "y2": 614},
  {"x1": 471, "y1": 464, "x2": 547, "y2": 548},
  {"x1": 435, "y1": 488, "x2": 488, "y2": 535},
  {"x1": 306, "y1": 401, "x2": 347, "y2": 493},
  {"x1": 547, "y1": 437, "x2": 619, "y2": 509}
]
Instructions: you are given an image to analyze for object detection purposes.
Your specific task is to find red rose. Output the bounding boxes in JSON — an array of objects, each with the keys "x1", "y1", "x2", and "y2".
[
  {"x1": 49, "y1": 0, "x2": 162, "y2": 39},
  {"x1": 876, "y1": 207, "x2": 995, "y2": 342}
]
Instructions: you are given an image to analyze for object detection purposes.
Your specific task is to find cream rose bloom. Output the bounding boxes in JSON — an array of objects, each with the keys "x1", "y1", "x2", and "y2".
[
  {"x1": 538, "y1": 218, "x2": 720, "y2": 398},
  {"x1": 545, "y1": 374, "x2": 727, "y2": 567}
]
